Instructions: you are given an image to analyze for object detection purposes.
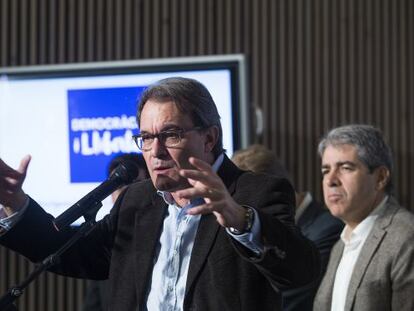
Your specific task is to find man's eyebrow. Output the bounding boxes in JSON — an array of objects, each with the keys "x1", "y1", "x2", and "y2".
[
  {"x1": 139, "y1": 125, "x2": 182, "y2": 134},
  {"x1": 321, "y1": 161, "x2": 356, "y2": 168},
  {"x1": 338, "y1": 161, "x2": 357, "y2": 166},
  {"x1": 161, "y1": 125, "x2": 182, "y2": 131}
]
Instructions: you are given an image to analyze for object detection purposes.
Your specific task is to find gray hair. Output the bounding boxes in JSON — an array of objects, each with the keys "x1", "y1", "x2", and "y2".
[
  {"x1": 137, "y1": 77, "x2": 224, "y2": 157},
  {"x1": 318, "y1": 124, "x2": 393, "y2": 193}
]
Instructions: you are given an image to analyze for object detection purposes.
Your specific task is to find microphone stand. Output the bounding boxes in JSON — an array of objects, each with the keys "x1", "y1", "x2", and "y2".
[{"x1": 0, "y1": 201, "x2": 102, "y2": 311}]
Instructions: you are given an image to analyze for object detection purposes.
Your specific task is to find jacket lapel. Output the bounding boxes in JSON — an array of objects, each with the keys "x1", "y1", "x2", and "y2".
[
  {"x1": 344, "y1": 198, "x2": 399, "y2": 311},
  {"x1": 316, "y1": 242, "x2": 344, "y2": 310},
  {"x1": 185, "y1": 155, "x2": 243, "y2": 296},
  {"x1": 185, "y1": 213, "x2": 220, "y2": 296},
  {"x1": 134, "y1": 191, "x2": 167, "y2": 305}
]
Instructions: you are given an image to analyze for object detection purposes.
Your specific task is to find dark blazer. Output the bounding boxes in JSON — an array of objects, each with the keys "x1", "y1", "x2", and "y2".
[
  {"x1": 314, "y1": 197, "x2": 414, "y2": 311},
  {"x1": 282, "y1": 197, "x2": 344, "y2": 311},
  {"x1": 0, "y1": 156, "x2": 320, "y2": 311},
  {"x1": 81, "y1": 280, "x2": 110, "y2": 311}
]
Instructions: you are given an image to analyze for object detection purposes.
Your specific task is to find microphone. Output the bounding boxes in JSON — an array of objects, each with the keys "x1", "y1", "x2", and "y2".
[{"x1": 53, "y1": 162, "x2": 139, "y2": 231}]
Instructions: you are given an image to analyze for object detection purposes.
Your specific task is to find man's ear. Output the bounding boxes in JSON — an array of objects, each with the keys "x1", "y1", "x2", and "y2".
[
  {"x1": 204, "y1": 126, "x2": 219, "y2": 153},
  {"x1": 376, "y1": 166, "x2": 390, "y2": 191}
]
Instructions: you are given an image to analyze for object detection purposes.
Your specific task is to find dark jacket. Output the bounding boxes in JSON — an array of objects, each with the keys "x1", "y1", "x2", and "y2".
[
  {"x1": 1, "y1": 156, "x2": 320, "y2": 310},
  {"x1": 282, "y1": 197, "x2": 344, "y2": 311}
]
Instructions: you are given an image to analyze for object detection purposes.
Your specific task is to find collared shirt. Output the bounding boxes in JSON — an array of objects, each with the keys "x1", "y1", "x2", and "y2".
[
  {"x1": 146, "y1": 153, "x2": 263, "y2": 311},
  {"x1": 0, "y1": 154, "x2": 263, "y2": 310},
  {"x1": 145, "y1": 193, "x2": 203, "y2": 311},
  {"x1": 330, "y1": 196, "x2": 388, "y2": 311}
]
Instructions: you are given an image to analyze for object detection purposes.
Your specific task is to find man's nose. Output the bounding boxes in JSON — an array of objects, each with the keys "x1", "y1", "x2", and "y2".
[
  {"x1": 324, "y1": 170, "x2": 340, "y2": 187},
  {"x1": 151, "y1": 137, "x2": 167, "y2": 157}
]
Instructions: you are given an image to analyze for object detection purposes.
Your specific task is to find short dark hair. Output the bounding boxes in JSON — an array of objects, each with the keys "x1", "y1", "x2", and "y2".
[
  {"x1": 137, "y1": 77, "x2": 224, "y2": 157},
  {"x1": 108, "y1": 153, "x2": 149, "y2": 180},
  {"x1": 318, "y1": 124, "x2": 394, "y2": 193}
]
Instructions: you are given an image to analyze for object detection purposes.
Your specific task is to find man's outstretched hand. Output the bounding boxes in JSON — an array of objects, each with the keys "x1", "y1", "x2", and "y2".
[
  {"x1": 0, "y1": 155, "x2": 31, "y2": 214},
  {"x1": 175, "y1": 157, "x2": 246, "y2": 231}
]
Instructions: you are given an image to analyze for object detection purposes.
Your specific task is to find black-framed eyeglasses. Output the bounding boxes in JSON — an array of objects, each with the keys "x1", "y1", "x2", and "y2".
[{"x1": 132, "y1": 127, "x2": 204, "y2": 151}]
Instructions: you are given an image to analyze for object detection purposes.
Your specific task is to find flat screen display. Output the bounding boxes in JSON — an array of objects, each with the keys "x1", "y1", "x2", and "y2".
[{"x1": 0, "y1": 55, "x2": 248, "y2": 223}]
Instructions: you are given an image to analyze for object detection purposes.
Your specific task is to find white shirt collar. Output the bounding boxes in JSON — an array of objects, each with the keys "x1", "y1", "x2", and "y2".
[{"x1": 341, "y1": 195, "x2": 389, "y2": 245}]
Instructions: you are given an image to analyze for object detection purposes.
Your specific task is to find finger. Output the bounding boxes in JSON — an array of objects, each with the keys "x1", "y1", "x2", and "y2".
[
  {"x1": 0, "y1": 158, "x2": 20, "y2": 176},
  {"x1": 186, "y1": 202, "x2": 214, "y2": 215},
  {"x1": 0, "y1": 189, "x2": 14, "y2": 205},
  {"x1": 176, "y1": 187, "x2": 206, "y2": 201},
  {"x1": 188, "y1": 157, "x2": 214, "y2": 173},
  {"x1": 176, "y1": 186, "x2": 221, "y2": 201},
  {"x1": 0, "y1": 156, "x2": 30, "y2": 178},
  {"x1": 3, "y1": 177, "x2": 22, "y2": 190},
  {"x1": 186, "y1": 177, "x2": 198, "y2": 187},
  {"x1": 179, "y1": 169, "x2": 213, "y2": 185},
  {"x1": 17, "y1": 155, "x2": 31, "y2": 175}
]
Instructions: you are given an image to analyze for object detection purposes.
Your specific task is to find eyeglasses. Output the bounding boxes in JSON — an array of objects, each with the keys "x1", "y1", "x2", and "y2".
[{"x1": 132, "y1": 127, "x2": 204, "y2": 151}]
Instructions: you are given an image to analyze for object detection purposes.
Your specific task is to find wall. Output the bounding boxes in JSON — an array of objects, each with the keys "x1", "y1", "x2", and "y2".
[{"x1": 1, "y1": 0, "x2": 413, "y2": 310}]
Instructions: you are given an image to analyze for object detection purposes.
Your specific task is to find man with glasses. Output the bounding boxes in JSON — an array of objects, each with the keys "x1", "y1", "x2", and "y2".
[{"x1": 0, "y1": 77, "x2": 320, "y2": 310}]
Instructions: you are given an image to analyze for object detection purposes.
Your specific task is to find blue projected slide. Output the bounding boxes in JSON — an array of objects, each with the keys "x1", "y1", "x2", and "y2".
[{"x1": 68, "y1": 86, "x2": 145, "y2": 183}]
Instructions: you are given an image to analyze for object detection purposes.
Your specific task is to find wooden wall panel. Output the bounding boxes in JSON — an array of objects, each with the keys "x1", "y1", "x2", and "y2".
[{"x1": 0, "y1": 0, "x2": 413, "y2": 310}]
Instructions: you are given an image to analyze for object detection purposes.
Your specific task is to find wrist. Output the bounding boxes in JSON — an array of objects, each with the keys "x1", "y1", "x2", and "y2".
[
  {"x1": 229, "y1": 206, "x2": 255, "y2": 235},
  {"x1": 4, "y1": 192, "x2": 27, "y2": 216}
]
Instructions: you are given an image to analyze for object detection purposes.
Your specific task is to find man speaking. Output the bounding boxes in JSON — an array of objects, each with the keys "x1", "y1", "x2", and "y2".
[{"x1": 0, "y1": 77, "x2": 320, "y2": 310}]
